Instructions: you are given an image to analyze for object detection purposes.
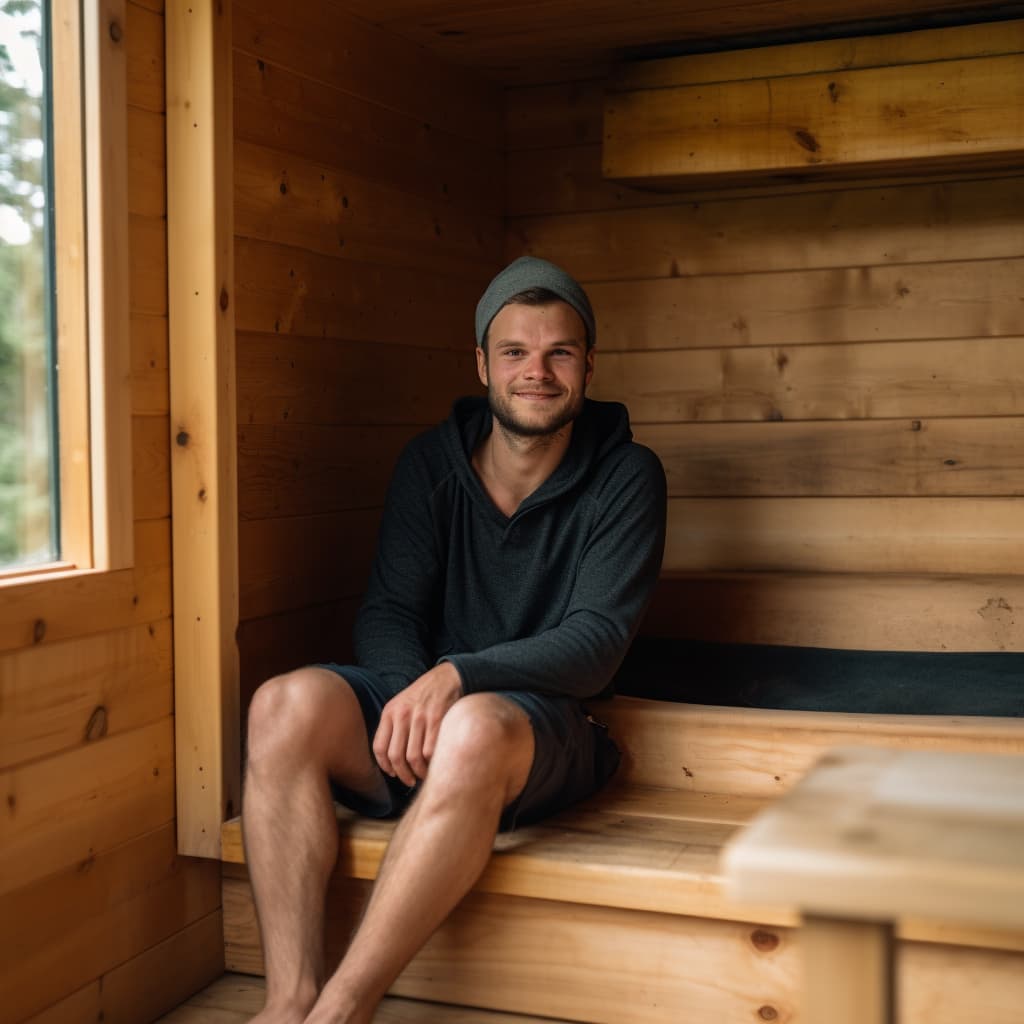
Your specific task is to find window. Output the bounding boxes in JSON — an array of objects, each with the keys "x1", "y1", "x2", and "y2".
[
  {"x1": 0, "y1": 0, "x2": 55, "y2": 570},
  {"x1": 0, "y1": 0, "x2": 131, "y2": 580}
]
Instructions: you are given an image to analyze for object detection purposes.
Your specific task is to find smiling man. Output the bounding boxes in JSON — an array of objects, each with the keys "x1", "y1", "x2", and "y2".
[{"x1": 242, "y1": 256, "x2": 667, "y2": 1024}]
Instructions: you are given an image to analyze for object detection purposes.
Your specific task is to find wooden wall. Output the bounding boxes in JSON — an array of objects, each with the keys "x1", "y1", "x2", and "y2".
[
  {"x1": 0, "y1": 2, "x2": 224, "y2": 1021},
  {"x1": 231, "y1": 0, "x2": 504, "y2": 706},
  {"x1": 504, "y1": 77, "x2": 1024, "y2": 653}
]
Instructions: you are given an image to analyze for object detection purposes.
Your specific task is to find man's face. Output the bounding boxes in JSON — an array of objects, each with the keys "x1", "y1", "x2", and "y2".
[{"x1": 477, "y1": 300, "x2": 594, "y2": 439}]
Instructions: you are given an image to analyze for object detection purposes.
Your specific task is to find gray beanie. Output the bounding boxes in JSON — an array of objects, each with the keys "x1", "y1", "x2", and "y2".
[{"x1": 475, "y1": 256, "x2": 595, "y2": 349}]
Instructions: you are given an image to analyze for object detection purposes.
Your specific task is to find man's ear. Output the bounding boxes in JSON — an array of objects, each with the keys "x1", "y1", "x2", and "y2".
[{"x1": 476, "y1": 345, "x2": 489, "y2": 387}]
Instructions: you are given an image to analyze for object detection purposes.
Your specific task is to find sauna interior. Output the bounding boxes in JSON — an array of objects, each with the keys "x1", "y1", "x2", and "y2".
[{"x1": 3, "y1": 0, "x2": 1023, "y2": 1021}]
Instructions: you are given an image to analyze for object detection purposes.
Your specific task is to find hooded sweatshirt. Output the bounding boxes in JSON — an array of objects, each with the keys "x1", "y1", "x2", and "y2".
[{"x1": 353, "y1": 396, "x2": 667, "y2": 701}]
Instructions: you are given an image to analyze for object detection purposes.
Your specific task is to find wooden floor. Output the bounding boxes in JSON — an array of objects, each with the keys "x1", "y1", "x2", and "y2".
[{"x1": 157, "y1": 973, "x2": 577, "y2": 1023}]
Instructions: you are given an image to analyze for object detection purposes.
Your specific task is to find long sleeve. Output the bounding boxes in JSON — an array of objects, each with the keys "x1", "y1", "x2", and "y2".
[{"x1": 353, "y1": 444, "x2": 443, "y2": 690}]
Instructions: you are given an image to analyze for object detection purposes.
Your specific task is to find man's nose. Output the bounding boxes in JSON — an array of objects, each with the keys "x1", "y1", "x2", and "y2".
[{"x1": 523, "y1": 352, "x2": 552, "y2": 378}]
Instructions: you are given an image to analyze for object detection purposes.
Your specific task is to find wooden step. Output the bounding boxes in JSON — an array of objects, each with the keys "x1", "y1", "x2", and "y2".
[
  {"x1": 157, "y1": 973, "x2": 573, "y2": 1023},
  {"x1": 222, "y1": 699, "x2": 1024, "y2": 1023}
]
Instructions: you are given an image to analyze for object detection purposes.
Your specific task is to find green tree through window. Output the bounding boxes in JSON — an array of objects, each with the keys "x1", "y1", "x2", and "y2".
[{"x1": 0, "y1": 0, "x2": 55, "y2": 569}]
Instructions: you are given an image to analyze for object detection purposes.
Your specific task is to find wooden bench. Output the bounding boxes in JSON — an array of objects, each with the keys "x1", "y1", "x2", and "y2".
[{"x1": 221, "y1": 698, "x2": 1024, "y2": 1023}]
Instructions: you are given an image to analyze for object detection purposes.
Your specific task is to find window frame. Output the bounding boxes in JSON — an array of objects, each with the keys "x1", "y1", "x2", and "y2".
[{"x1": 0, "y1": 0, "x2": 132, "y2": 585}]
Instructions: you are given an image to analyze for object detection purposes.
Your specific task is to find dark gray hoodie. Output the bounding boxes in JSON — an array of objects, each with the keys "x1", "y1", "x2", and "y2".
[{"x1": 354, "y1": 396, "x2": 666, "y2": 700}]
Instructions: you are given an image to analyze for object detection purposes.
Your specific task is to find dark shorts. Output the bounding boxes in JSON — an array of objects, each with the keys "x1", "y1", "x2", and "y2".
[{"x1": 316, "y1": 663, "x2": 621, "y2": 832}]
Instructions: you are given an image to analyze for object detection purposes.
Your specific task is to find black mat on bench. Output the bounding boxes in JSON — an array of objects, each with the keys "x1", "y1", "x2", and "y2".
[{"x1": 614, "y1": 637, "x2": 1024, "y2": 717}]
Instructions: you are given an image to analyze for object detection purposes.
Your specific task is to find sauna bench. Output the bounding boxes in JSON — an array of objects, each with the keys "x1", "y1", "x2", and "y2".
[{"x1": 221, "y1": 698, "x2": 1024, "y2": 955}]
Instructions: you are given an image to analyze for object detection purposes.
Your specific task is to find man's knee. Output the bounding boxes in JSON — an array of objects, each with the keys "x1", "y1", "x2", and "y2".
[
  {"x1": 247, "y1": 667, "x2": 354, "y2": 766},
  {"x1": 431, "y1": 694, "x2": 534, "y2": 799}
]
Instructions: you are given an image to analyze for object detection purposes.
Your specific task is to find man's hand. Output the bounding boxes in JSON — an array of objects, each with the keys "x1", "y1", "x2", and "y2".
[{"x1": 374, "y1": 661, "x2": 463, "y2": 786}]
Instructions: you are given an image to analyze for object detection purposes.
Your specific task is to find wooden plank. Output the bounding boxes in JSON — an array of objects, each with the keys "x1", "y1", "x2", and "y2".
[
  {"x1": 900, "y1": 941, "x2": 1024, "y2": 1024},
  {"x1": 239, "y1": 509, "x2": 379, "y2": 620},
  {"x1": 801, "y1": 918, "x2": 895, "y2": 1024},
  {"x1": 636, "y1": 418, "x2": 1024, "y2": 497},
  {"x1": 507, "y1": 176, "x2": 1024, "y2": 283},
  {"x1": 234, "y1": 139, "x2": 502, "y2": 280},
  {"x1": 132, "y1": 415, "x2": 170, "y2": 520},
  {"x1": 593, "y1": 338, "x2": 1024, "y2": 418},
  {"x1": 85, "y1": 0, "x2": 133, "y2": 570},
  {"x1": 25, "y1": 983, "x2": 101, "y2": 1024},
  {"x1": 587, "y1": 258, "x2": 1024, "y2": 351},
  {"x1": 2, "y1": 823, "x2": 220, "y2": 1022},
  {"x1": 237, "y1": 334, "x2": 476, "y2": 428},
  {"x1": 642, "y1": 571, "x2": 1024, "y2": 652},
  {"x1": 724, "y1": 746, "x2": 1024, "y2": 930},
  {"x1": 130, "y1": 214, "x2": 169, "y2": 316},
  {"x1": 167, "y1": 0, "x2": 240, "y2": 858},
  {"x1": 0, "y1": 717, "x2": 175, "y2": 897},
  {"x1": 126, "y1": 0, "x2": 164, "y2": 113},
  {"x1": 100, "y1": 910, "x2": 224, "y2": 1024},
  {"x1": 237, "y1": 424, "x2": 418, "y2": 519},
  {"x1": 233, "y1": 0, "x2": 501, "y2": 147},
  {"x1": 131, "y1": 313, "x2": 169, "y2": 416},
  {"x1": 235, "y1": 237, "x2": 482, "y2": 348},
  {"x1": 234, "y1": 56, "x2": 501, "y2": 215},
  {"x1": 224, "y1": 872, "x2": 801, "y2": 1024},
  {"x1": 0, "y1": 518, "x2": 171, "y2": 653},
  {"x1": 663, "y1": 497, "x2": 1024, "y2": 574},
  {"x1": 127, "y1": 104, "x2": 166, "y2": 218},
  {"x1": 0, "y1": 619, "x2": 172, "y2": 771},
  {"x1": 597, "y1": 697, "x2": 1024, "y2": 797},
  {"x1": 604, "y1": 53, "x2": 1024, "y2": 187},
  {"x1": 611, "y1": 18, "x2": 1024, "y2": 91},
  {"x1": 236, "y1": 597, "x2": 360, "y2": 703},
  {"x1": 505, "y1": 79, "x2": 606, "y2": 151}
]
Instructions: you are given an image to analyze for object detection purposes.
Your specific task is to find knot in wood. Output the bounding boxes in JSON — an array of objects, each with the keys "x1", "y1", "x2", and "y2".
[
  {"x1": 108, "y1": 19, "x2": 122, "y2": 43},
  {"x1": 32, "y1": 618, "x2": 46, "y2": 644},
  {"x1": 751, "y1": 929, "x2": 780, "y2": 952},
  {"x1": 86, "y1": 706, "x2": 109, "y2": 742},
  {"x1": 759, "y1": 1006, "x2": 779, "y2": 1021}
]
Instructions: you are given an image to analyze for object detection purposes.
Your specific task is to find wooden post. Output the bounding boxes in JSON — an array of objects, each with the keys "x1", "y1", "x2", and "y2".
[
  {"x1": 166, "y1": 0, "x2": 240, "y2": 858},
  {"x1": 803, "y1": 917, "x2": 895, "y2": 1024}
]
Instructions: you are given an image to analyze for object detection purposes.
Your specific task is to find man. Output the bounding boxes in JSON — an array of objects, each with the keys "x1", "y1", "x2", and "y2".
[{"x1": 243, "y1": 256, "x2": 667, "y2": 1024}]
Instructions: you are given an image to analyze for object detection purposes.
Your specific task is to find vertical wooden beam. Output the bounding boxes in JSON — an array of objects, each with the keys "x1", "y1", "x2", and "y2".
[
  {"x1": 802, "y1": 916, "x2": 895, "y2": 1024},
  {"x1": 166, "y1": 0, "x2": 240, "y2": 858},
  {"x1": 82, "y1": 0, "x2": 132, "y2": 570}
]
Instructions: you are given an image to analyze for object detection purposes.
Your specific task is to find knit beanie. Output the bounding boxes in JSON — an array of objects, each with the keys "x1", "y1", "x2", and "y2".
[{"x1": 475, "y1": 256, "x2": 595, "y2": 349}]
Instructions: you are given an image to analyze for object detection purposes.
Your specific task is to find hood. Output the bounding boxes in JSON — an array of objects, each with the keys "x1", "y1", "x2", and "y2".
[{"x1": 440, "y1": 395, "x2": 634, "y2": 517}]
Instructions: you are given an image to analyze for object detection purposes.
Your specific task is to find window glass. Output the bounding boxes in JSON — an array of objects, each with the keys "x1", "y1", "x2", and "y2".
[{"x1": 0, "y1": 0, "x2": 56, "y2": 570}]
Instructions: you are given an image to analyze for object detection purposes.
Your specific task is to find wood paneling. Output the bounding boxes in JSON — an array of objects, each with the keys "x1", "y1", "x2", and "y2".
[
  {"x1": 509, "y1": 177, "x2": 1024, "y2": 282},
  {"x1": 642, "y1": 418, "x2": 1024, "y2": 497},
  {"x1": 593, "y1": 339, "x2": 1024, "y2": 419},
  {"x1": 0, "y1": 620, "x2": 172, "y2": 771},
  {"x1": 643, "y1": 572, "x2": 1024, "y2": 652},
  {"x1": 505, "y1": 53, "x2": 1024, "y2": 653},
  {"x1": 663, "y1": 497, "x2": 1024, "y2": 574},
  {"x1": 237, "y1": 335, "x2": 476, "y2": 427},
  {"x1": 238, "y1": 424, "x2": 419, "y2": 519},
  {"x1": 1, "y1": 824, "x2": 219, "y2": 1022}
]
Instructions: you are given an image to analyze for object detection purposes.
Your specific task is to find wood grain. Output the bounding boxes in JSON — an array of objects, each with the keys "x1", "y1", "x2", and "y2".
[
  {"x1": 663, "y1": 497, "x2": 1024, "y2": 574},
  {"x1": 638, "y1": 418, "x2": 1024, "y2": 496},
  {"x1": 642, "y1": 571, "x2": 1024, "y2": 652}
]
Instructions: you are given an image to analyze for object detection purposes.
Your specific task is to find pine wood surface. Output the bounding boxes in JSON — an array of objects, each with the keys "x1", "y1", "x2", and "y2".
[
  {"x1": 604, "y1": 52, "x2": 1024, "y2": 186},
  {"x1": 642, "y1": 571, "x2": 1024, "y2": 651},
  {"x1": 724, "y1": 746, "x2": 1024, "y2": 931},
  {"x1": 236, "y1": 335, "x2": 476, "y2": 428},
  {"x1": 131, "y1": 314, "x2": 169, "y2": 416},
  {"x1": 663, "y1": 496, "x2": 1024, "y2": 575},
  {"x1": 594, "y1": 339, "x2": 1024, "y2": 418},
  {"x1": 642, "y1": 418, "x2": 1024, "y2": 496}
]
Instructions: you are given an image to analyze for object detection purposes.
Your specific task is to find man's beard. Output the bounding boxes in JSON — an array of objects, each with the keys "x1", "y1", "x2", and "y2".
[{"x1": 488, "y1": 386, "x2": 584, "y2": 439}]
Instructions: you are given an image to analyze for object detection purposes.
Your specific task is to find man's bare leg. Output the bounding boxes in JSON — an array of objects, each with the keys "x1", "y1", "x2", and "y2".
[
  {"x1": 304, "y1": 693, "x2": 535, "y2": 1024},
  {"x1": 243, "y1": 667, "x2": 390, "y2": 1024}
]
